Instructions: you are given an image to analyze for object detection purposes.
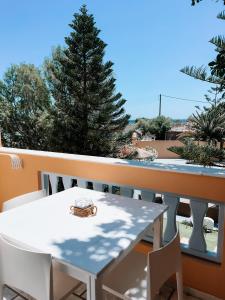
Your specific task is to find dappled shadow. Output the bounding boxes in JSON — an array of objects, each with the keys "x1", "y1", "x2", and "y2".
[
  {"x1": 52, "y1": 190, "x2": 166, "y2": 275},
  {"x1": 53, "y1": 219, "x2": 133, "y2": 275}
]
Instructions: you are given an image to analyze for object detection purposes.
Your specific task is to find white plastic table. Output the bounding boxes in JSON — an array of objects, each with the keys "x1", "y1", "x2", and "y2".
[{"x1": 0, "y1": 187, "x2": 167, "y2": 300}]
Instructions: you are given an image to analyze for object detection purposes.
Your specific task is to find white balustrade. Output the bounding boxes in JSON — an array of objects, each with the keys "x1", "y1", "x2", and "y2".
[
  {"x1": 62, "y1": 176, "x2": 73, "y2": 190},
  {"x1": 108, "y1": 185, "x2": 113, "y2": 194},
  {"x1": 217, "y1": 203, "x2": 225, "y2": 261},
  {"x1": 163, "y1": 193, "x2": 180, "y2": 242},
  {"x1": 48, "y1": 174, "x2": 58, "y2": 194},
  {"x1": 93, "y1": 182, "x2": 104, "y2": 192},
  {"x1": 41, "y1": 171, "x2": 225, "y2": 263},
  {"x1": 141, "y1": 190, "x2": 155, "y2": 202},
  {"x1": 77, "y1": 179, "x2": 87, "y2": 189},
  {"x1": 189, "y1": 199, "x2": 208, "y2": 253},
  {"x1": 120, "y1": 187, "x2": 133, "y2": 198}
]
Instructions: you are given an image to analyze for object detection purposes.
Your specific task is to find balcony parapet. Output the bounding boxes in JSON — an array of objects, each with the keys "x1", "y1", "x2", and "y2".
[
  {"x1": 0, "y1": 147, "x2": 224, "y2": 298},
  {"x1": 0, "y1": 147, "x2": 225, "y2": 178},
  {"x1": 0, "y1": 146, "x2": 225, "y2": 201}
]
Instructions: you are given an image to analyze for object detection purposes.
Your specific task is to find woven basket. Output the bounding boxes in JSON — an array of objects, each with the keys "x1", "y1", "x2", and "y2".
[{"x1": 70, "y1": 205, "x2": 97, "y2": 217}]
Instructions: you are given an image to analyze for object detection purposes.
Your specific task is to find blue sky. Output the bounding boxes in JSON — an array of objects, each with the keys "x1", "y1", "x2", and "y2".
[{"x1": 0, "y1": 0, "x2": 224, "y2": 119}]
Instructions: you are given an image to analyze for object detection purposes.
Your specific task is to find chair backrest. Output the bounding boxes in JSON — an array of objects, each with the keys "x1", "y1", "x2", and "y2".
[
  {"x1": 0, "y1": 235, "x2": 53, "y2": 300},
  {"x1": 2, "y1": 189, "x2": 46, "y2": 211},
  {"x1": 147, "y1": 232, "x2": 182, "y2": 299}
]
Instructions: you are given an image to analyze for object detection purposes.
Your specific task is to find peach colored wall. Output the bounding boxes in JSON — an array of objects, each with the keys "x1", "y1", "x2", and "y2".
[
  {"x1": 135, "y1": 140, "x2": 182, "y2": 158},
  {"x1": 0, "y1": 149, "x2": 225, "y2": 298}
]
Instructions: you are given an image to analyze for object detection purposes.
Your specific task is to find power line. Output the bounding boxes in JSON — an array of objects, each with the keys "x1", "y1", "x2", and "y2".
[
  {"x1": 157, "y1": 93, "x2": 209, "y2": 117},
  {"x1": 161, "y1": 94, "x2": 208, "y2": 104}
]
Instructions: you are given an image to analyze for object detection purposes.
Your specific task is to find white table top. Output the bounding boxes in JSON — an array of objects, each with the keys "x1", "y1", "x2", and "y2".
[{"x1": 0, "y1": 187, "x2": 167, "y2": 276}]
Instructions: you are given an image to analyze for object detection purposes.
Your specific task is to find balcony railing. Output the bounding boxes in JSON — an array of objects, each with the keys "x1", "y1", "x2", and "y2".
[
  {"x1": 41, "y1": 171, "x2": 225, "y2": 263},
  {"x1": 0, "y1": 147, "x2": 224, "y2": 298}
]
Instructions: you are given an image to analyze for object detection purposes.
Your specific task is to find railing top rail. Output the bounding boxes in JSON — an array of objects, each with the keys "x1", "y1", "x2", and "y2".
[
  {"x1": 41, "y1": 171, "x2": 223, "y2": 206},
  {"x1": 1, "y1": 147, "x2": 225, "y2": 179}
]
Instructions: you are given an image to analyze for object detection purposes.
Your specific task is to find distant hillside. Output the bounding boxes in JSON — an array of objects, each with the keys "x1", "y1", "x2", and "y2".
[{"x1": 129, "y1": 118, "x2": 187, "y2": 125}]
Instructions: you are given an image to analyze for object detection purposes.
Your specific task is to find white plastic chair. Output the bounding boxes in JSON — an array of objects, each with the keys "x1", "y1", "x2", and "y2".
[
  {"x1": 2, "y1": 189, "x2": 46, "y2": 211},
  {"x1": 0, "y1": 235, "x2": 80, "y2": 300},
  {"x1": 103, "y1": 232, "x2": 183, "y2": 300}
]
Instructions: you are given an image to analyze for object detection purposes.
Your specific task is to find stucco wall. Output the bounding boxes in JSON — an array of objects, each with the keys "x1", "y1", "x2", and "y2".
[{"x1": 0, "y1": 148, "x2": 224, "y2": 298}]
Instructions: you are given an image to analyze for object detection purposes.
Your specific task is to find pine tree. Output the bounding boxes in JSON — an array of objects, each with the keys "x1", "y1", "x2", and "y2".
[
  {"x1": 45, "y1": 5, "x2": 130, "y2": 156},
  {"x1": 191, "y1": 0, "x2": 225, "y2": 5},
  {"x1": 181, "y1": 11, "x2": 225, "y2": 94},
  {"x1": 180, "y1": 10, "x2": 225, "y2": 148}
]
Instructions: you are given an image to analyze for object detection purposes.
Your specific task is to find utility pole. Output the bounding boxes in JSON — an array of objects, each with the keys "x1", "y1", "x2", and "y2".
[{"x1": 158, "y1": 94, "x2": 162, "y2": 116}]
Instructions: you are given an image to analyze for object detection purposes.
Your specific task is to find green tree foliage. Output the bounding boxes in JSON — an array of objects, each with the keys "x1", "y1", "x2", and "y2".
[
  {"x1": 181, "y1": 11, "x2": 225, "y2": 94},
  {"x1": 168, "y1": 139, "x2": 224, "y2": 166},
  {"x1": 135, "y1": 116, "x2": 172, "y2": 140},
  {"x1": 0, "y1": 64, "x2": 51, "y2": 150},
  {"x1": 204, "y1": 86, "x2": 222, "y2": 106},
  {"x1": 149, "y1": 116, "x2": 172, "y2": 139},
  {"x1": 45, "y1": 5, "x2": 129, "y2": 156},
  {"x1": 190, "y1": 103, "x2": 225, "y2": 147},
  {"x1": 134, "y1": 118, "x2": 152, "y2": 135},
  {"x1": 180, "y1": 8, "x2": 225, "y2": 151},
  {"x1": 191, "y1": 0, "x2": 225, "y2": 5}
]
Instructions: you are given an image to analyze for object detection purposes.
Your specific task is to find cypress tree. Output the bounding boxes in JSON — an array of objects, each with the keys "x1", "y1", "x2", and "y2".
[{"x1": 45, "y1": 5, "x2": 130, "y2": 156}]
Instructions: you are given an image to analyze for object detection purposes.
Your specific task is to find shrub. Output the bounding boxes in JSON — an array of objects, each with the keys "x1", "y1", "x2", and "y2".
[
  {"x1": 118, "y1": 145, "x2": 138, "y2": 159},
  {"x1": 168, "y1": 139, "x2": 225, "y2": 167},
  {"x1": 118, "y1": 145, "x2": 158, "y2": 161},
  {"x1": 144, "y1": 146, "x2": 158, "y2": 161}
]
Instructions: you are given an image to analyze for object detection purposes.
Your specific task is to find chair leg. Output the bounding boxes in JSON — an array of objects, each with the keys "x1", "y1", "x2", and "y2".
[
  {"x1": 176, "y1": 271, "x2": 183, "y2": 300},
  {"x1": 0, "y1": 284, "x2": 3, "y2": 300}
]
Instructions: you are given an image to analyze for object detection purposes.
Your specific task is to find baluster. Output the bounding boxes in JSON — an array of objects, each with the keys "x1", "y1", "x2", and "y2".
[
  {"x1": 215, "y1": 203, "x2": 225, "y2": 261},
  {"x1": 108, "y1": 185, "x2": 113, "y2": 194},
  {"x1": 49, "y1": 174, "x2": 58, "y2": 194},
  {"x1": 142, "y1": 190, "x2": 157, "y2": 240},
  {"x1": 189, "y1": 199, "x2": 208, "y2": 253},
  {"x1": 77, "y1": 179, "x2": 87, "y2": 189},
  {"x1": 93, "y1": 182, "x2": 104, "y2": 192},
  {"x1": 133, "y1": 189, "x2": 141, "y2": 200},
  {"x1": 62, "y1": 176, "x2": 73, "y2": 190},
  {"x1": 41, "y1": 174, "x2": 50, "y2": 195},
  {"x1": 163, "y1": 193, "x2": 179, "y2": 242},
  {"x1": 120, "y1": 187, "x2": 133, "y2": 198},
  {"x1": 141, "y1": 190, "x2": 155, "y2": 202}
]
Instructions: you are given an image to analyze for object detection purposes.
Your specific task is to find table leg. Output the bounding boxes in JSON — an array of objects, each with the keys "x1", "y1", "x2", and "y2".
[
  {"x1": 153, "y1": 215, "x2": 163, "y2": 250},
  {"x1": 87, "y1": 275, "x2": 103, "y2": 300}
]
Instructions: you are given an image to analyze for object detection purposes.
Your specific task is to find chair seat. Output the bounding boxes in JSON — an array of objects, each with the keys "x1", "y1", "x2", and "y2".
[
  {"x1": 53, "y1": 269, "x2": 80, "y2": 300},
  {"x1": 8, "y1": 269, "x2": 80, "y2": 300},
  {"x1": 103, "y1": 250, "x2": 148, "y2": 300}
]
